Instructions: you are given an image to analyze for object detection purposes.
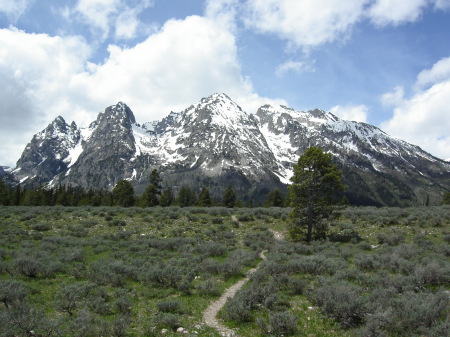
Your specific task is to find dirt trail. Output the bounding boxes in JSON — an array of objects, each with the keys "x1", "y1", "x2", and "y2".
[
  {"x1": 203, "y1": 216, "x2": 285, "y2": 336},
  {"x1": 269, "y1": 228, "x2": 285, "y2": 241},
  {"x1": 202, "y1": 250, "x2": 267, "y2": 337}
]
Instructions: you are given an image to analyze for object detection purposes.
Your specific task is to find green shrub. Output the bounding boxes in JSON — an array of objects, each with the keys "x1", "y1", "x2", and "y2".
[
  {"x1": 68, "y1": 309, "x2": 109, "y2": 337},
  {"x1": 211, "y1": 217, "x2": 223, "y2": 224},
  {"x1": 196, "y1": 242, "x2": 227, "y2": 257},
  {"x1": 111, "y1": 314, "x2": 131, "y2": 337},
  {"x1": 0, "y1": 279, "x2": 29, "y2": 308},
  {"x1": 383, "y1": 291, "x2": 449, "y2": 335},
  {"x1": 154, "y1": 313, "x2": 180, "y2": 330},
  {"x1": 0, "y1": 302, "x2": 56, "y2": 337},
  {"x1": 107, "y1": 219, "x2": 126, "y2": 227},
  {"x1": 287, "y1": 277, "x2": 308, "y2": 295},
  {"x1": 196, "y1": 279, "x2": 220, "y2": 297},
  {"x1": 354, "y1": 254, "x2": 380, "y2": 271},
  {"x1": 315, "y1": 280, "x2": 366, "y2": 328},
  {"x1": 31, "y1": 222, "x2": 52, "y2": 231},
  {"x1": 237, "y1": 213, "x2": 254, "y2": 222},
  {"x1": 86, "y1": 286, "x2": 113, "y2": 315},
  {"x1": 269, "y1": 311, "x2": 298, "y2": 336},
  {"x1": 80, "y1": 220, "x2": 98, "y2": 228},
  {"x1": 157, "y1": 300, "x2": 183, "y2": 314},
  {"x1": 115, "y1": 294, "x2": 132, "y2": 316},
  {"x1": 414, "y1": 261, "x2": 449, "y2": 287},
  {"x1": 220, "y1": 259, "x2": 243, "y2": 279},
  {"x1": 90, "y1": 259, "x2": 134, "y2": 287},
  {"x1": 54, "y1": 282, "x2": 93, "y2": 316},
  {"x1": 223, "y1": 296, "x2": 253, "y2": 323},
  {"x1": 14, "y1": 251, "x2": 50, "y2": 278},
  {"x1": 287, "y1": 255, "x2": 328, "y2": 275},
  {"x1": 141, "y1": 264, "x2": 182, "y2": 288},
  {"x1": 377, "y1": 232, "x2": 406, "y2": 246}
]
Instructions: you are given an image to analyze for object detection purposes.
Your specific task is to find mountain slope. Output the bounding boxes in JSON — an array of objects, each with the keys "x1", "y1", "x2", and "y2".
[
  {"x1": 10, "y1": 93, "x2": 450, "y2": 205},
  {"x1": 255, "y1": 104, "x2": 450, "y2": 205}
]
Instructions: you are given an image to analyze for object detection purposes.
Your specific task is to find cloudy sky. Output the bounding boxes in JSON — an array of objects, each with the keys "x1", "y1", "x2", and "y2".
[{"x1": 1, "y1": 0, "x2": 450, "y2": 167}]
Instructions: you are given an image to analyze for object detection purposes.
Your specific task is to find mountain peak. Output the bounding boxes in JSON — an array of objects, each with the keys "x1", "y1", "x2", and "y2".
[
  {"x1": 184, "y1": 93, "x2": 255, "y2": 130},
  {"x1": 38, "y1": 116, "x2": 70, "y2": 138},
  {"x1": 99, "y1": 101, "x2": 136, "y2": 125},
  {"x1": 201, "y1": 92, "x2": 232, "y2": 102},
  {"x1": 198, "y1": 93, "x2": 240, "y2": 109},
  {"x1": 53, "y1": 115, "x2": 66, "y2": 125}
]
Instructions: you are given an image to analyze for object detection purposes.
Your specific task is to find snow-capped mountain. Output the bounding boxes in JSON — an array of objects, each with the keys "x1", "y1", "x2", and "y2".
[{"x1": 11, "y1": 93, "x2": 450, "y2": 206}]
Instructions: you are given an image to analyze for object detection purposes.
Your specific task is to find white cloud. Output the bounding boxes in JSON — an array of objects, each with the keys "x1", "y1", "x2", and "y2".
[
  {"x1": 367, "y1": 0, "x2": 427, "y2": 26},
  {"x1": 76, "y1": 15, "x2": 285, "y2": 118},
  {"x1": 381, "y1": 59, "x2": 450, "y2": 161},
  {"x1": 114, "y1": 0, "x2": 156, "y2": 40},
  {"x1": 381, "y1": 86, "x2": 405, "y2": 107},
  {"x1": 0, "y1": 16, "x2": 283, "y2": 167},
  {"x1": 434, "y1": 0, "x2": 450, "y2": 10},
  {"x1": 415, "y1": 56, "x2": 450, "y2": 89},
  {"x1": 75, "y1": 0, "x2": 121, "y2": 39},
  {"x1": 238, "y1": 0, "x2": 449, "y2": 51},
  {"x1": 0, "y1": 27, "x2": 92, "y2": 167},
  {"x1": 72, "y1": 0, "x2": 154, "y2": 41},
  {"x1": 329, "y1": 104, "x2": 368, "y2": 123},
  {"x1": 242, "y1": 0, "x2": 367, "y2": 49},
  {"x1": 205, "y1": 0, "x2": 239, "y2": 30},
  {"x1": 115, "y1": 8, "x2": 141, "y2": 40},
  {"x1": 0, "y1": 0, "x2": 33, "y2": 22},
  {"x1": 275, "y1": 60, "x2": 314, "y2": 77}
]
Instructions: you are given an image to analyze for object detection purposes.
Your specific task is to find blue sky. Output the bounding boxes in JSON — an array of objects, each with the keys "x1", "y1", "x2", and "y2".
[{"x1": 1, "y1": 0, "x2": 450, "y2": 167}]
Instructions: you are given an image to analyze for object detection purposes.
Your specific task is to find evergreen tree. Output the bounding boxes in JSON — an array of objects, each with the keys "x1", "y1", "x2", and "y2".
[
  {"x1": 159, "y1": 187, "x2": 174, "y2": 207},
  {"x1": 288, "y1": 147, "x2": 345, "y2": 242},
  {"x1": 113, "y1": 180, "x2": 135, "y2": 207},
  {"x1": 441, "y1": 191, "x2": 450, "y2": 205},
  {"x1": 0, "y1": 180, "x2": 9, "y2": 205},
  {"x1": 222, "y1": 185, "x2": 237, "y2": 208},
  {"x1": 141, "y1": 169, "x2": 162, "y2": 207},
  {"x1": 55, "y1": 185, "x2": 70, "y2": 206},
  {"x1": 11, "y1": 185, "x2": 22, "y2": 205},
  {"x1": 22, "y1": 186, "x2": 48, "y2": 206},
  {"x1": 197, "y1": 187, "x2": 212, "y2": 207},
  {"x1": 178, "y1": 186, "x2": 196, "y2": 207},
  {"x1": 264, "y1": 188, "x2": 285, "y2": 207}
]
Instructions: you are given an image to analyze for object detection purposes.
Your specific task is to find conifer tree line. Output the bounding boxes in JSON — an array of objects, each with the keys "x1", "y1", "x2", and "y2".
[{"x1": 0, "y1": 169, "x2": 287, "y2": 208}]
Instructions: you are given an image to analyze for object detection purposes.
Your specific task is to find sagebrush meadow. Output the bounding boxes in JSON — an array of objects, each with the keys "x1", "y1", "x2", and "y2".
[{"x1": 0, "y1": 205, "x2": 449, "y2": 336}]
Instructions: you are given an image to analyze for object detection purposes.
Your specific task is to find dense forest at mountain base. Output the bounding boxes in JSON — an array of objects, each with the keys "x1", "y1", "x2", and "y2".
[
  {"x1": 0, "y1": 178, "x2": 289, "y2": 208},
  {"x1": 0, "y1": 205, "x2": 449, "y2": 336}
]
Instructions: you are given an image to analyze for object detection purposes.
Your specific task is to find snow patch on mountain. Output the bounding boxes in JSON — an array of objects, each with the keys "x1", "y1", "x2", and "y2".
[{"x1": 64, "y1": 142, "x2": 83, "y2": 168}]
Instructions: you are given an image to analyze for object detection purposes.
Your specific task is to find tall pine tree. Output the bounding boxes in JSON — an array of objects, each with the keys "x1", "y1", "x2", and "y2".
[
  {"x1": 159, "y1": 187, "x2": 174, "y2": 207},
  {"x1": 264, "y1": 188, "x2": 285, "y2": 207},
  {"x1": 197, "y1": 187, "x2": 212, "y2": 207},
  {"x1": 141, "y1": 169, "x2": 162, "y2": 207},
  {"x1": 113, "y1": 180, "x2": 135, "y2": 207},
  {"x1": 0, "y1": 180, "x2": 10, "y2": 205},
  {"x1": 222, "y1": 185, "x2": 236, "y2": 208},
  {"x1": 289, "y1": 147, "x2": 345, "y2": 242},
  {"x1": 178, "y1": 186, "x2": 196, "y2": 207}
]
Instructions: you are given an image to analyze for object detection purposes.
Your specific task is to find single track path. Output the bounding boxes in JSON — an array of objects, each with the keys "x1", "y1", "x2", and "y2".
[
  {"x1": 203, "y1": 216, "x2": 285, "y2": 336},
  {"x1": 202, "y1": 250, "x2": 267, "y2": 337}
]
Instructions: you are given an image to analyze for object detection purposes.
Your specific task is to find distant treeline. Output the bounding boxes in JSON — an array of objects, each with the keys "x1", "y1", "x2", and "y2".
[{"x1": 0, "y1": 176, "x2": 287, "y2": 208}]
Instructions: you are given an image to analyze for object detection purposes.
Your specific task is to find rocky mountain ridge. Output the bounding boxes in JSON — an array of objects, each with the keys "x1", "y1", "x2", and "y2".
[{"x1": 9, "y1": 93, "x2": 450, "y2": 206}]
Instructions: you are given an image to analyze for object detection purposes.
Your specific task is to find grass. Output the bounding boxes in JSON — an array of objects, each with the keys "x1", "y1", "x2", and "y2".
[{"x1": 0, "y1": 205, "x2": 448, "y2": 336}]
